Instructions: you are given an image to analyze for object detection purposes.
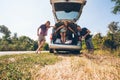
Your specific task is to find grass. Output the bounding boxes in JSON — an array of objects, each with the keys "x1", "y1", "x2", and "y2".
[
  {"x1": 0, "y1": 50, "x2": 120, "y2": 80},
  {"x1": 70, "y1": 52, "x2": 120, "y2": 80},
  {"x1": 60, "y1": 50, "x2": 120, "y2": 80},
  {"x1": 33, "y1": 50, "x2": 120, "y2": 80},
  {"x1": 82, "y1": 49, "x2": 120, "y2": 57},
  {"x1": 0, "y1": 53, "x2": 62, "y2": 80}
]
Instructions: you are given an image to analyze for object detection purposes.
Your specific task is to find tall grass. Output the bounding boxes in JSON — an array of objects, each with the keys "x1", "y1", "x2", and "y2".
[
  {"x1": 93, "y1": 49, "x2": 120, "y2": 57},
  {"x1": 82, "y1": 49, "x2": 120, "y2": 57},
  {"x1": 71, "y1": 56, "x2": 120, "y2": 80}
]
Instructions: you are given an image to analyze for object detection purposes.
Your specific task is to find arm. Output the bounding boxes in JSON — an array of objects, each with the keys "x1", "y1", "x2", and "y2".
[
  {"x1": 37, "y1": 27, "x2": 41, "y2": 36},
  {"x1": 68, "y1": 27, "x2": 76, "y2": 35},
  {"x1": 83, "y1": 29, "x2": 91, "y2": 38},
  {"x1": 79, "y1": 37, "x2": 82, "y2": 41},
  {"x1": 55, "y1": 25, "x2": 64, "y2": 33}
]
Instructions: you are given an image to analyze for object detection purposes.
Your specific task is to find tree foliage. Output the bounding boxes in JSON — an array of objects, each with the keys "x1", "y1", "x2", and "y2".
[
  {"x1": 0, "y1": 25, "x2": 47, "y2": 51},
  {"x1": 42, "y1": 43, "x2": 49, "y2": 50},
  {"x1": 111, "y1": 0, "x2": 120, "y2": 14},
  {"x1": 92, "y1": 21, "x2": 120, "y2": 51},
  {"x1": 108, "y1": 21, "x2": 119, "y2": 33},
  {"x1": 0, "y1": 25, "x2": 11, "y2": 40},
  {"x1": 93, "y1": 33, "x2": 103, "y2": 49}
]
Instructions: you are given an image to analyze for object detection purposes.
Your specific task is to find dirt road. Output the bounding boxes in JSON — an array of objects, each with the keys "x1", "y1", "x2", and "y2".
[
  {"x1": 0, "y1": 51, "x2": 48, "y2": 56},
  {"x1": 35, "y1": 53, "x2": 120, "y2": 80}
]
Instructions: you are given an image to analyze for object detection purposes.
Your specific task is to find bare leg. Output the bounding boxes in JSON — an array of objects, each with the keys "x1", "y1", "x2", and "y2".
[
  {"x1": 39, "y1": 40, "x2": 45, "y2": 53},
  {"x1": 36, "y1": 40, "x2": 45, "y2": 53},
  {"x1": 60, "y1": 33, "x2": 64, "y2": 43},
  {"x1": 63, "y1": 32, "x2": 66, "y2": 43},
  {"x1": 36, "y1": 41, "x2": 41, "y2": 53}
]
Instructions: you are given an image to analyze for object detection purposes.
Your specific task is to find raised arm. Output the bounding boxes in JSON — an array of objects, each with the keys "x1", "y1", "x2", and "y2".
[
  {"x1": 55, "y1": 25, "x2": 64, "y2": 33},
  {"x1": 68, "y1": 27, "x2": 76, "y2": 35}
]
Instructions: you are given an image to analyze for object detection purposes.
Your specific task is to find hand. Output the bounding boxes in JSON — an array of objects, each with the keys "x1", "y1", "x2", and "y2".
[
  {"x1": 82, "y1": 36, "x2": 85, "y2": 40},
  {"x1": 37, "y1": 33, "x2": 39, "y2": 36},
  {"x1": 74, "y1": 32, "x2": 77, "y2": 35}
]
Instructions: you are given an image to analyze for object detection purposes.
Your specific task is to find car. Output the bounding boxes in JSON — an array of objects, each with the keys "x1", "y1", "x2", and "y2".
[{"x1": 49, "y1": 0, "x2": 86, "y2": 53}]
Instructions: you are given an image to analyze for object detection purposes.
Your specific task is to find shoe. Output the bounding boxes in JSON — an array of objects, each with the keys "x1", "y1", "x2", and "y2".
[{"x1": 35, "y1": 51, "x2": 38, "y2": 54}]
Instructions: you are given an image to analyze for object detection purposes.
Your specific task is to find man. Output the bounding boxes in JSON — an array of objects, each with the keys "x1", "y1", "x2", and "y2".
[
  {"x1": 36, "y1": 21, "x2": 50, "y2": 53},
  {"x1": 77, "y1": 26, "x2": 94, "y2": 53}
]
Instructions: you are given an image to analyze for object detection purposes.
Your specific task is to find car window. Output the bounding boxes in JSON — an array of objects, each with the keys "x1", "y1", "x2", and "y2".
[
  {"x1": 56, "y1": 11, "x2": 79, "y2": 20},
  {"x1": 54, "y1": 3, "x2": 81, "y2": 21}
]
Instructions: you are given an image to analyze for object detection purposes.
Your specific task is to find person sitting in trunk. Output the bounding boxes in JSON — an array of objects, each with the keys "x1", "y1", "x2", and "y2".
[
  {"x1": 54, "y1": 21, "x2": 77, "y2": 44},
  {"x1": 55, "y1": 21, "x2": 67, "y2": 43}
]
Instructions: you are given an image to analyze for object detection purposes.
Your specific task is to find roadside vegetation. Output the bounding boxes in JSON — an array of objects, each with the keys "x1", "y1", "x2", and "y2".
[{"x1": 0, "y1": 53, "x2": 62, "y2": 80}]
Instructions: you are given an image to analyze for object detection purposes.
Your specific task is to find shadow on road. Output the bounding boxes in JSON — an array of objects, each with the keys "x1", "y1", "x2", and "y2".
[{"x1": 52, "y1": 51, "x2": 83, "y2": 57}]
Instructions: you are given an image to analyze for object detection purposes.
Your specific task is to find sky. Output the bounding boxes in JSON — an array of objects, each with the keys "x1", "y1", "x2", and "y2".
[{"x1": 0, "y1": 0, "x2": 120, "y2": 43}]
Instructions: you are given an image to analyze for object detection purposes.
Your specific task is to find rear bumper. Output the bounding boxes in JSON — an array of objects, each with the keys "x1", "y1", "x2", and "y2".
[{"x1": 49, "y1": 44, "x2": 81, "y2": 50}]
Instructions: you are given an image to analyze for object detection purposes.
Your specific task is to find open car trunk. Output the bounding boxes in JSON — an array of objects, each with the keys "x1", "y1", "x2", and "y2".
[{"x1": 50, "y1": 0, "x2": 86, "y2": 22}]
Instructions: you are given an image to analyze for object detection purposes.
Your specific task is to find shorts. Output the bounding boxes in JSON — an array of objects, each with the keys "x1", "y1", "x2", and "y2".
[
  {"x1": 60, "y1": 28, "x2": 66, "y2": 33},
  {"x1": 38, "y1": 35, "x2": 45, "y2": 42}
]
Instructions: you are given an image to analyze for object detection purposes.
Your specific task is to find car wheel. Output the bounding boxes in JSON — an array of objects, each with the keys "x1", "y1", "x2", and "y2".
[{"x1": 49, "y1": 49, "x2": 54, "y2": 53}]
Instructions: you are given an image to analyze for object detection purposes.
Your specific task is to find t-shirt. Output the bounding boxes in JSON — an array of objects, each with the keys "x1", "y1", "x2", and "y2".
[
  {"x1": 79, "y1": 28, "x2": 92, "y2": 40},
  {"x1": 39, "y1": 24, "x2": 48, "y2": 36}
]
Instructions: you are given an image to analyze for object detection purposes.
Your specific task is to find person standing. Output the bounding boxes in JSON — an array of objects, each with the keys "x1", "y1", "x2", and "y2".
[
  {"x1": 77, "y1": 26, "x2": 94, "y2": 53},
  {"x1": 36, "y1": 21, "x2": 50, "y2": 54}
]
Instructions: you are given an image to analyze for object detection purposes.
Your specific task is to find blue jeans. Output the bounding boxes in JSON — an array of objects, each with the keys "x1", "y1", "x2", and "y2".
[{"x1": 85, "y1": 38, "x2": 94, "y2": 50}]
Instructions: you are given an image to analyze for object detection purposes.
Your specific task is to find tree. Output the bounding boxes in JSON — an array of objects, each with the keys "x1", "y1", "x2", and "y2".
[
  {"x1": 103, "y1": 21, "x2": 120, "y2": 50},
  {"x1": 108, "y1": 21, "x2": 119, "y2": 33},
  {"x1": 111, "y1": 0, "x2": 120, "y2": 14},
  {"x1": 0, "y1": 25, "x2": 11, "y2": 40},
  {"x1": 93, "y1": 33, "x2": 103, "y2": 49},
  {"x1": 12, "y1": 33, "x2": 18, "y2": 40},
  {"x1": 18, "y1": 36, "x2": 35, "y2": 51},
  {"x1": 42, "y1": 43, "x2": 49, "y2": 50}
]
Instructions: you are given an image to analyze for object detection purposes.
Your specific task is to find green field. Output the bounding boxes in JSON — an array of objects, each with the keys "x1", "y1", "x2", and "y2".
[{"x1": 0, "y1": 53, "x2": 61, "y2": 80}]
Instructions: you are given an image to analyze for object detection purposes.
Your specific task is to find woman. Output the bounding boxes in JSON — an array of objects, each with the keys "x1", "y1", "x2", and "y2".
[
  {"x1": 55, "y1": 21, "x2": 67, "y2": 43},
  {"x1": 36, "y1": 21, "x2": 50, "y2": 53}
]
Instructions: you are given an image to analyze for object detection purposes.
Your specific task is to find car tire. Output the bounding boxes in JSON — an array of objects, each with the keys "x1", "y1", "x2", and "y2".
[{"x1": 49, "y1": 49, "x2": 54, "y2": 53}]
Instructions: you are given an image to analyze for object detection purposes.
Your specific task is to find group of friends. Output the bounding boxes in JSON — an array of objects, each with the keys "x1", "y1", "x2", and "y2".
[{"x1": 36, "y1": 21, "x2": 94, "y2": 54}]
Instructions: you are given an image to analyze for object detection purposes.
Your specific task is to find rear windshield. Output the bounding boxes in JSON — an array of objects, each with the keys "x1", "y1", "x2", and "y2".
[{"x1": 54, "y1": 3, "x2": 81, "y2": 20}]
